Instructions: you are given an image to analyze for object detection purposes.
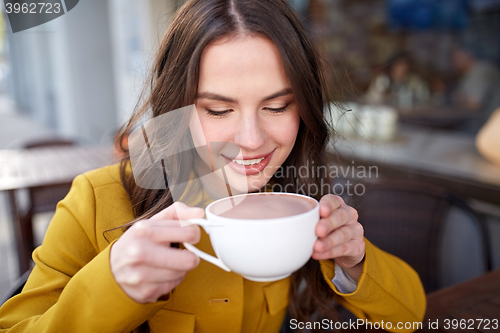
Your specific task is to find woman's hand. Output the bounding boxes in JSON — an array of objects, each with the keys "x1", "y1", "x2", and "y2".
[
  {"x1": 110, "y1": 202, "x2": 204, "y2": 303},
  {"x1": 312, "y1": 194, "x2": 365, "y2": 281}
]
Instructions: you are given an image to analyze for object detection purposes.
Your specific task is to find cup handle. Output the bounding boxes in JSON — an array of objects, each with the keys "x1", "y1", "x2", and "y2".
[{"x1": 182, "y1": 218, "x2": 231, "y2": 272}]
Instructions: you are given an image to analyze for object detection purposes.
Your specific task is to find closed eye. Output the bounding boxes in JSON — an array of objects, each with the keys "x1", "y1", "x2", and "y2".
[
  {"x1": 206, "y1": 104, "x2": 289, "y2": 117},
  {"x1": 206, "y1": 109, "x2": 232, "y2": 118},
  {"x1": 266, "y1": 104, "x2": 289, "y2": 114}
]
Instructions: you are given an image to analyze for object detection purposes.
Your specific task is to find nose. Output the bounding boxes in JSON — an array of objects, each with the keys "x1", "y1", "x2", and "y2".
[{"x1": 233, "y1": 111, "x2": 266, "y2": 152}]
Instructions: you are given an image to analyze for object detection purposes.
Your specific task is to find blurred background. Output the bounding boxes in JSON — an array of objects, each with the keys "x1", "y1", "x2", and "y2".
[{"x1": 1, "y1": 0, "x2": 500, "y2": 305}]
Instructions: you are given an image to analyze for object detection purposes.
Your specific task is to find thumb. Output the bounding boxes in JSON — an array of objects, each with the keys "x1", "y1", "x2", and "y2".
[{"x1": 151, "y1": 202, "x2": 205, "y2": 221}]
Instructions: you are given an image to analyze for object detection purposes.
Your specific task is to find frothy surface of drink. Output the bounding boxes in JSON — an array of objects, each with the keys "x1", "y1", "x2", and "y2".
[{"x1": 211, "y1": 194, "x2": 316, "y2": 219}]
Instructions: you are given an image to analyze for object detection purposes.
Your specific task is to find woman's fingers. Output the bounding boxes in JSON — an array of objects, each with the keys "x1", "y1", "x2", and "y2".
[
  {"x1": 312, "y1": 238, "x2": 365, "y2": 262},
  {"x1": 316, "y1": 199, "x2": 358, "y2": 238},
  {"x1": 130, "y1": 220, "x2": 201, "y2": 246},
  {"x1": 110, "y1": 201, "x2": 207, "y2": 303},
  {"x1": 319, "y1": 194, "x2": 342, "y2": 218},
  {"x1": 120, "y1": 243, "x2": 200, "y2": 271},
  {"x1": 111, "y1": 237, "x2": 200, "y2": 303},
  {"x1": 150, "y1": 201, "x2": 205, "y2": 221},
  {"x1": 314, "y1": 223, "x2": 363, "y2": 253},
  {"x1": 313, "y1": 194, "x2": 365, "y2": 268}
]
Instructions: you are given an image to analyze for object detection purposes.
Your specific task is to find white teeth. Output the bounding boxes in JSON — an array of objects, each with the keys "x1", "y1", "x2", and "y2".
[{"x1": 232, "y1": 157, "x2": 265, "y2": 166}]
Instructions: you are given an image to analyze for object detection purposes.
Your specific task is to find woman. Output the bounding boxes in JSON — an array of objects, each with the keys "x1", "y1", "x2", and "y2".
[
  {"x1": 365, "y1": 53, "x2": 430, "y2": 108},
  {"x1": 0, "y1": 1, "x2": 425, "y2": 332}
]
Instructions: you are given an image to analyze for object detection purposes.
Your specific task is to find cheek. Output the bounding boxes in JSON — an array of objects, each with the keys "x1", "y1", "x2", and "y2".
[
  {"x1": 190, "y1": 127, "x2": 206, "y2": 147},
  {"x1": 189, "y1": 110, "x2": 207, "y2": 147},
  {"x1": 193, "y1": 118, "x2": 237, "y2": 165},
  {"x1": 276, "y1": 114, "x2": 300, "y2": 149},
  {"x1": 200, "y1": 123, "x2": 232, "y2": 148},
  {"x1": 191, "y1": 111, "x2": 229, "y2": 147}
]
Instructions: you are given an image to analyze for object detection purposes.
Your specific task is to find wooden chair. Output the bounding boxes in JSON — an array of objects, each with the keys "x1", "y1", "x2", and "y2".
[
  {"x1": 13, "y1": 138, "x2": 75, "y2": 275},
  {"x1": 350, "y1": 180, "x2": 491, "y2": 293},
  {"x1": 0, "y1": 269, "x2": 31, "y2": 305}
]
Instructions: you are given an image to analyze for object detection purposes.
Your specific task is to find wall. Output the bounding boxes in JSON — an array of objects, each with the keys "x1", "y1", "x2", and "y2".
[
  {"x1": 109, "y1": 0, "x2": 180, "y2": 126},
  {"x1": 5, "y1": 0, "x2": 118, "y2": 145},
  {"x1": 51, "y1": 0, "x2": 117, "y2": 144}
]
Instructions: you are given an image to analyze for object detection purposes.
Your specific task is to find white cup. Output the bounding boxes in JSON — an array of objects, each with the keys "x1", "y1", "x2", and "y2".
[
  {"x1": 375, "y1": 105, "x2": 398, "y2": 141},
  {"x1": 183, "y1": 192, "x2": 320, "y2": 282},
  {"x1": 337, "y1": 102, "x2": 360, "y2": 137},
  {"x1": 357, "y1": 106, "x2": 377, "y2": 139}
]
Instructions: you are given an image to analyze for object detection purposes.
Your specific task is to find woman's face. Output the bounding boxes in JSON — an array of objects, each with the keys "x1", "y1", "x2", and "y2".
[
  {"x1": 391, "y1": 59, "x2": 410, "y2": 82},
  {"x1": 191, "y1": 34, "x2": 300, "y2": 194}
]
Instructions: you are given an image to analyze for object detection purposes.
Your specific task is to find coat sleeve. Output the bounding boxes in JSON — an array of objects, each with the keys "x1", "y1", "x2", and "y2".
[
  {"x1": 0, "y1": 174, "x2": 169, "y2": 333},
  {"x1": 319, "y1": 239, "x2": 426, "y2": 333}
]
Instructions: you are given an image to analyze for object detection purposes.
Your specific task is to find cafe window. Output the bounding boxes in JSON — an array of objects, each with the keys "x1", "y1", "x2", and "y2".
[{"x1": 293, "y1": 0, "x2": 500, "y2": 134}]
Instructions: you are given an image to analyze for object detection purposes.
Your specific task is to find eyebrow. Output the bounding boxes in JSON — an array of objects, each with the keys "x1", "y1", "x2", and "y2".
[{"x1": 196, "y1": 88, "x2": 293, "y2": 103}]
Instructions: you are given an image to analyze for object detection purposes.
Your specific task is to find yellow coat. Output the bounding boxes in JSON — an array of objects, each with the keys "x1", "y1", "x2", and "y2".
[{"x1": 0, "y1": 165, "x2": 426, "y2": 332}]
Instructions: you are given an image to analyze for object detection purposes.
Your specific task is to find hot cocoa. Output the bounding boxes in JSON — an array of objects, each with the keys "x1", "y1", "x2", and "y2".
[{"x1": 210, "y1": 193, "x2": 316, "y2": 219}]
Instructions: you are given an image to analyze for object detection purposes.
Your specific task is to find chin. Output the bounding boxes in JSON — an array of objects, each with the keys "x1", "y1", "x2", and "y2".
[{"x1": 225, "y1": 173, "x2": 270, "y2": 195}]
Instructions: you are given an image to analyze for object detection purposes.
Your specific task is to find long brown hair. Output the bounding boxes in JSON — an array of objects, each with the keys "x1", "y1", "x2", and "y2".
[{"x1": 115, "y1": 0, "x2": 340, "y2": 331}]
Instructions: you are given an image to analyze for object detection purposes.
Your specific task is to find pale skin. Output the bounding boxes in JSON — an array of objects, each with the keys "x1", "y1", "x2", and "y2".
[{"x1": 110, "y1": 34, "x2": 365, "y2": 303}]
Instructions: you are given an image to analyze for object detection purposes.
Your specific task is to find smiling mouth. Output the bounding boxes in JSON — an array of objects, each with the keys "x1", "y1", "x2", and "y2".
[
  {"x1": 222, "y1": 150, "x2": 275, "y2": 175},
  {"x1": 231, "y1": 157, "x2": 265, "y2": 166}
]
